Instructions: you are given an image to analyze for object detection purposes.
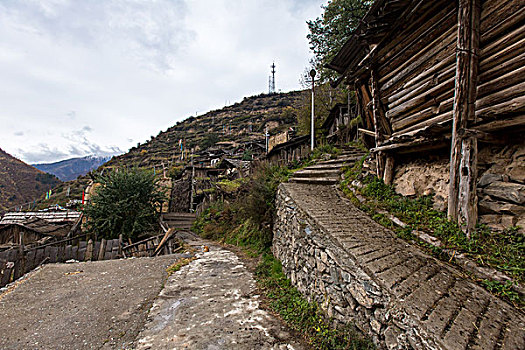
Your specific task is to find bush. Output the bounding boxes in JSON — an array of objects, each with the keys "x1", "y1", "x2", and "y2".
[
  {"x1": 193, "y1": 163, "x2": 291, "y2": 251},
  {"x1": 83, "y1": 168, "x2": 166, "y2": 240}
]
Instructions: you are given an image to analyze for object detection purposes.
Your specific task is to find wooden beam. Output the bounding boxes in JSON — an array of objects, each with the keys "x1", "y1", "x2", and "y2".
[
  {"x1": 357, "y1": 128, "x2": 376, "y2": 137},
  {"x1": 448, "y1": 0, "x2": 481, "y2": 236},
  {"x1": 371, "y1": 69, "x2": 385, "y2": 177}
]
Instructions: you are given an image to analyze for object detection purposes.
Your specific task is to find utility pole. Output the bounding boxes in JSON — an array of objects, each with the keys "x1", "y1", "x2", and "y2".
[
  {"x1": 190, "y1": 149, "x2": 195, "y2": 213},
  {"x1": 310, "y1": 69, "x2": 316, "y2": 151},
  {"x1": 265, "y1": 126, "x2": 270, "y2": 153}
]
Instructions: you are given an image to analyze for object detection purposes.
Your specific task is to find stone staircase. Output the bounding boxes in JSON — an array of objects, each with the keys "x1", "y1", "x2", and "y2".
[
  {"x1": 289, "y1": 147, "x2": 366, "y2": 185},
  {"x1": 161, "y1": 212, "x2": 196, "y2": 231}
]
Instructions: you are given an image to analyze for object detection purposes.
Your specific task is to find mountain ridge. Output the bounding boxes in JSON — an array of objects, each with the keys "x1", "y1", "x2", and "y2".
[
  {"x1": 33, "y1": 155, "x2": 113, "y2": 181},
  {"x1": 0, "y1": 148, "x2": 61, "y2": 212}
]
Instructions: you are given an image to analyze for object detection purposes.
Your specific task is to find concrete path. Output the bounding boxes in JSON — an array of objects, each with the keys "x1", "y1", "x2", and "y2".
[
  {"x1": 135, "y1": 243, "x2": 304, "y2": 350},
  {"x1": 0, "y1": 255, "x2": 180, "y2": 350},
  {"x1": 280, "y1": 183, "x2": 525, "y2": 350}
]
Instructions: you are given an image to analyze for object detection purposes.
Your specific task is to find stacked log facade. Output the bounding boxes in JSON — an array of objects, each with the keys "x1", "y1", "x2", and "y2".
[{"x1": 328, "y1": 0, "x2": 524, "y2": 232}]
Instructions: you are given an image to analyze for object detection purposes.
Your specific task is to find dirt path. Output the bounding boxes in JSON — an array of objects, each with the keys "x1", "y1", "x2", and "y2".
[
  {"x1": 135, "y1": 243, "x2": 305, "y2": 350},
  {"x1": 0, "y1": 232, "x2": 305, "y2": 350},
  {"x1": 0, "y1": 255, "x2": 181, "y2": 350}
]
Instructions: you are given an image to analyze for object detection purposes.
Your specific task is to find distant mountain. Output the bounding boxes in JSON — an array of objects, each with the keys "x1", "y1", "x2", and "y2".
[
  {"x1": 0, "y1": 148, "x2": 61, "y2": 212},
  {"x1": 33, "y1": 155, "x2": 112, "y2": 181}
]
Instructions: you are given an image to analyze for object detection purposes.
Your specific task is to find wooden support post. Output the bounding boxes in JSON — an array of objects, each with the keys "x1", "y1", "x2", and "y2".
[
  {"x1": 371, "y1": 70, "x2": 386, "y2": 178},
  {"x1": 448, "y1": 0, "x2": 481, "y2": 236},
  {"x1": 383, "y1": 155, "x2": 395, "y2": 185},
  {"x1": 118, "y1": 234, "x2": 123, "y2": 257}
]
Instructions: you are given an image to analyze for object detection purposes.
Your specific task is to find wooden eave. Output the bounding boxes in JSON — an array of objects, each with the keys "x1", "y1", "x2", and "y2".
[{"x1": 327, "y1": 0, "x2": 413, "y2": 82}]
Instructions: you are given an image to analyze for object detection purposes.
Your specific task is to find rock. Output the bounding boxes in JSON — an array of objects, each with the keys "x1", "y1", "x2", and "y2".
[
  {"x1": 508, "y1": 165, "x2": 525, "y2": 183},
  {"x1": 384, "y1": 325, "x2": 403, "y2": 350},
  {"x1": 484, "y1": 181, "x2": 525, "y2": 204},
  {"x1": 501, "y1": 215, "x2": 518, "y2": 228},
  {"x1": 478, "y1": 197, "x2": 525, "y2": 215},
  {"x1": 320, "y1": 251, "x2": 328, "y2": 264},
  {"x1": 478, "y1": 173, "x2": 503, "y2": 187},
  {"x1": 370, "y1": 319, "x2": 382, "y2": 334},
  {"x1": 347, "y1": 282, "x2": 374, "y2": 308}
]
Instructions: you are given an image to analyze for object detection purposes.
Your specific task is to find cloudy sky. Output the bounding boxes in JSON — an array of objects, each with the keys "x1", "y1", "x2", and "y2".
[{"x1": 0, "y1": 0, "x2": 325, "y2": 164}]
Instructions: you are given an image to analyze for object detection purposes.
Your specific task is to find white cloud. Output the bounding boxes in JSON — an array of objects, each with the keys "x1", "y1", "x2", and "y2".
[{"x1": 0, "y1": 0, "x2": 326, "y2": 163}]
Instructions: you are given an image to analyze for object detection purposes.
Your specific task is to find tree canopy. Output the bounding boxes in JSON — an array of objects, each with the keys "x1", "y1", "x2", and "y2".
[
  {"x1": 83, "y1": 168, "x2": 166, "y2": 240},
  {"x1": 307, "y1": 0, "x2": 371, "y2": 81}
]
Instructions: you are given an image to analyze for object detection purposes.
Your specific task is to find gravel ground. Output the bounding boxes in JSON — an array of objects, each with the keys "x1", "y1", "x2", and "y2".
[
  {"x1": 135, "y1": 245, "x2": 305, "y2": 350},
  {"x1": 0, "y1": 255, "x2": 180, "y2": 350}
]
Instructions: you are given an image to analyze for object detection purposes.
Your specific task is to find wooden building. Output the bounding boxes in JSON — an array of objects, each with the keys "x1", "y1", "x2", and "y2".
[
  {"x1": 266, "y1": 135, "x2": 310, "y2": 165},
  {"x1": 0, "y1": 210, "x2": 82, "y2": 246},
  {"x1": 328, "y1": 0, "x2": 524, "y2": 233}
]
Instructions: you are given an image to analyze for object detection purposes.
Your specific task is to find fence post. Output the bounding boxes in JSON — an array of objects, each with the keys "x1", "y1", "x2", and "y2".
[
  {"x1": 118, "y1": 234, "x2": 123, "y2": 257},
  {"x1": 98, "y1": 239, "x2": 107, "y2": 261},
  {"x1": 86, "y1": 239, "x2": 93, "y2": 261}
]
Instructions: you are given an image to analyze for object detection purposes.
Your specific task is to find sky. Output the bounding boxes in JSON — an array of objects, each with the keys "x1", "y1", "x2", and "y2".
[{"x1": 0, "y1": 0, "x2": 326, "y2": 164}]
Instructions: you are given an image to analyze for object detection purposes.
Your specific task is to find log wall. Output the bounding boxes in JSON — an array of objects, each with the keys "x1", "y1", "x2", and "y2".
[
  {"x1": 375, "y1": 0, "x2": 458, "y2": 137},
  {"x1": 345, "y1": 0, "x2": 525, "y2": 232},
  {"x1": 475, "y1": 0, "x2": 525, "y2": 124}
]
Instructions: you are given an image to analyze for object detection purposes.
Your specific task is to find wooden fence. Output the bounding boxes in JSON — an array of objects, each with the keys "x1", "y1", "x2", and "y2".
[{"x1": 0, "y1": 231, "x2": 180, "y2": 288}]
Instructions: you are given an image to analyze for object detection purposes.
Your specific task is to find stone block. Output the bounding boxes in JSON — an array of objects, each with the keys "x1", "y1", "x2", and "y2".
[
  {"x1": 483, "y1": 181, "x2": 525, "y2": 204},
  {"x1": 347, "y1": 282, "x2": 374, "y2": 308},
  {"x1": 478, "y1": 173, "x2": 502, "y2": 187}
]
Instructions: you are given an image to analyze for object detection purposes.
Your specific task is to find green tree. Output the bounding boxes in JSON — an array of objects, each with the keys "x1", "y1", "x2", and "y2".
[
  {"x1": 296, "y1": 83, "x2": 349, "y2": 137},
  {"x1": 307, "y1": 0, "x2": 371, "y2": 81},
  {"x1": 83, "y1": 168, "x2": 166, "y2": 240}
]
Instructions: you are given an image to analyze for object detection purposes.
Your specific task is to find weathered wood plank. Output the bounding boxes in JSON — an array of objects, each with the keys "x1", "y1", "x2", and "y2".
[
  {"x1": 448, "y1": 0, "x2": 481, "y2": 235},
  {"x1": 479, "y1": 47, "x2": 525, "y2": 85}
]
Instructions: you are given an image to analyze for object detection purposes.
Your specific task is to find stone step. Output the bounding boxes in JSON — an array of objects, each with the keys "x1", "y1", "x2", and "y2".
[
  {"x1": 292, "y1": 169, "x2": 341, "y2": 178},
  {"x1": 289, "y1": 177, "x2": 339, "y2": 185},
  {"x1": 304, "y1": 163, "x2": 348, "y2": 170},
  {"x1": 320, "y1": 157, "x2": 356, "y2": 163},
  {"x1": 163, "y1": 213, "x2": 196, "y2": 219}
]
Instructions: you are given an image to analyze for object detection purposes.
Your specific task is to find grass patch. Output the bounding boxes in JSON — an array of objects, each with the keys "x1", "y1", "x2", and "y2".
[
  {"x1": 166, "y1": 257, "x2": 196, "y2": 276},
  {"x1": 340, "y1": 158, "x2": 524, "y2": 308},
  {"x1": 256, "y1": 253, "x2": 374, "y2": 350}
]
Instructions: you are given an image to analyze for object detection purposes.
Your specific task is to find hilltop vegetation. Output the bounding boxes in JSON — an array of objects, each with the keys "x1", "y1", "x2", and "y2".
[{"x1": 109, "y1": 91, "x2": 304, "y2": 169}]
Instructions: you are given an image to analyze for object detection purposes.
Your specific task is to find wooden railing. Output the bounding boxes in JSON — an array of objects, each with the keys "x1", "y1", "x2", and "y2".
[{"x1": 0, "y1": 229, "x2": 181, "y2": 288}]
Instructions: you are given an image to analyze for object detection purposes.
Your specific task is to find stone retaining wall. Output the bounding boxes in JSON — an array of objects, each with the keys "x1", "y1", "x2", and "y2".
[
  {"x1": 273, "y1": 185, "x2": 400, "y2": 348},
  {"x1": 272, "y1": 183, "x2": 525, "y2": 350}
]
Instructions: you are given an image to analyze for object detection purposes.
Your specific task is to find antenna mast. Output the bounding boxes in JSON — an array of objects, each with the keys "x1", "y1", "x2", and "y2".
[{"x1": 268, "y1": 62, "x2": 276, "y2": 94}]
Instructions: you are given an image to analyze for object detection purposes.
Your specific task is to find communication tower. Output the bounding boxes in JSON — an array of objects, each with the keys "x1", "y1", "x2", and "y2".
[{"x1": 268, "y1": 62, "x2": 276, "y2": 94}]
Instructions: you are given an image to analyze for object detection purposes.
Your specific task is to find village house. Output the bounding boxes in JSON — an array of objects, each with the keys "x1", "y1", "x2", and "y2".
[
  {"x1": 327, "y1": 0, "x2": 524, "y2": 233},
  {"x1": 0, "y1": 209, "x2": 82, "y2": 247}
]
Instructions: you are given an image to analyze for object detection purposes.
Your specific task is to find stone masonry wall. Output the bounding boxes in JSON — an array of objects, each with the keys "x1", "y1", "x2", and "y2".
[
  {"x1": 273, "y1": 183, "x2": 525, "y2": 350},
  {"x1": 392, "y1": 140, "x2": 525, "y2": 233},
  {"x1": 272, "y1": 185, "x2": 403, "y2": 348}
]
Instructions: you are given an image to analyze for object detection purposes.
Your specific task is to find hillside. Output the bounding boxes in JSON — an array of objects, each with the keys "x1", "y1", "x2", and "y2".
[
  {"x1": 0, "y1": 148, "x2": 61, "y2": 212},
  {"x1": 108, "y1": 91, "x2": 304, "y2": 169},
  {"x1": 33, "y1": 155, "x2": 112, "y2": 181},
  {"x1": 38, "y1": 90, "x2": 306, "y2": 207}
]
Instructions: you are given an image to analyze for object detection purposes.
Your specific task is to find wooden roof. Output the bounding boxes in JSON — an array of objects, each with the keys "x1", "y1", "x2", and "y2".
[
  {"x1": 0, "y1": 210, "x2": 82, "y2": 225},
  {"x1": 327, "y1": 0, "x2": 421, "y2": 80},
  {"x1": 0, "y1": 217, "x2": 72, "y2": 237}
]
